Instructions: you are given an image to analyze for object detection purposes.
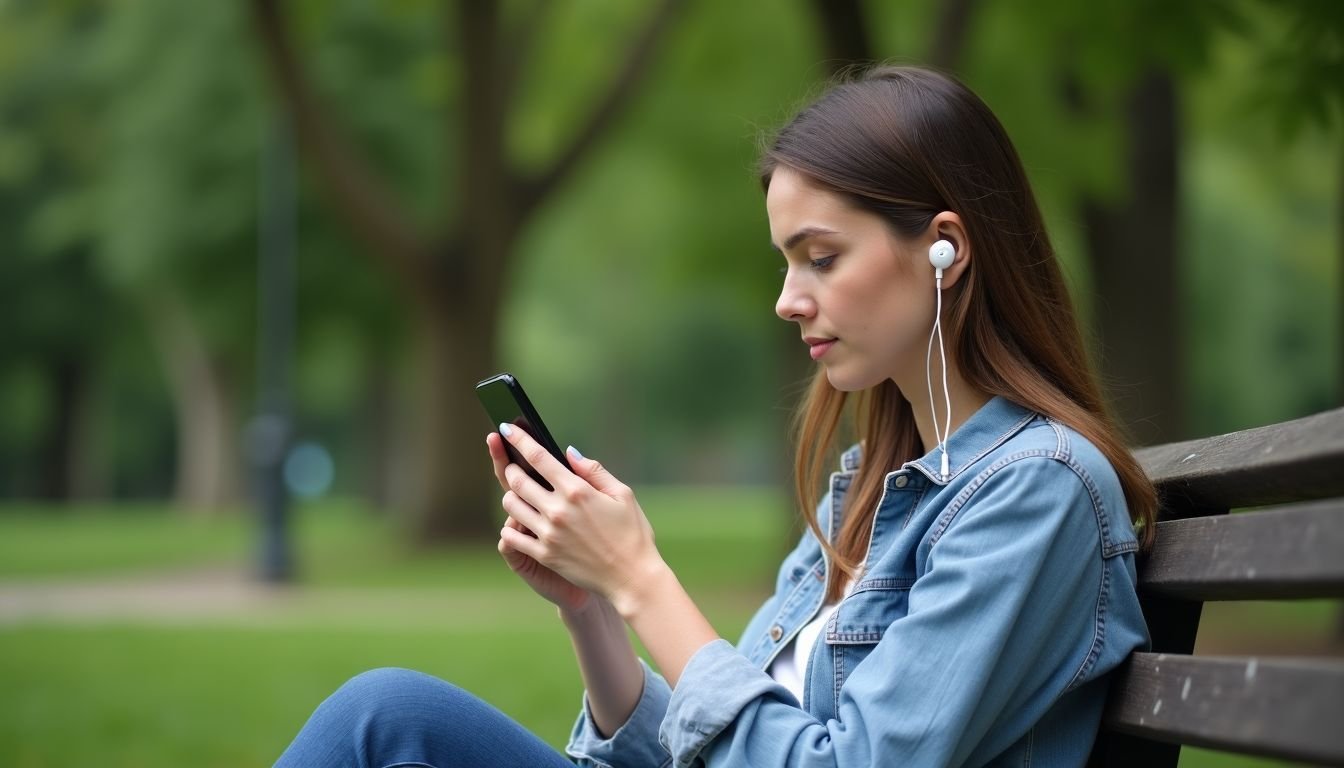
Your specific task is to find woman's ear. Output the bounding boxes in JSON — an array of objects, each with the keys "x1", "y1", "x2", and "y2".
[{"x1": 928, "y1": 211, "x2": 971, "y2": 289}]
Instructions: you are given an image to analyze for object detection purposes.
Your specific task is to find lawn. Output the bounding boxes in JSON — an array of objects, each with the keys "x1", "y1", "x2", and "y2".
[
  {"x1": 0, "y1": 489, "x2": 786, "y2": 767},
  {"x1": 0, "y1": 491, "x2": 1329, "y2": 767}
]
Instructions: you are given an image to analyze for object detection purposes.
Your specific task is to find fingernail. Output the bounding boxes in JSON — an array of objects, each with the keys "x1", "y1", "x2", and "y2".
[
  {"x1": 567, "y1": 445, "x2": 584, "y2": 461},
  {"x1": 499, "y1": 423, "x2": 513, "y2": 437}
]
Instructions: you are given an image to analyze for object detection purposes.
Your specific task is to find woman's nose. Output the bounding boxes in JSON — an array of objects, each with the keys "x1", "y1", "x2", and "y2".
[{"x1": 775, "y1": 276, "x2": 814, "y2": 322}]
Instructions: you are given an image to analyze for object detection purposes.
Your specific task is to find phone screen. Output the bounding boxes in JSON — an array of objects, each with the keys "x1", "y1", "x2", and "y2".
[{"x1": 475, "y1": 373, "x2": 567, "y2": 490}]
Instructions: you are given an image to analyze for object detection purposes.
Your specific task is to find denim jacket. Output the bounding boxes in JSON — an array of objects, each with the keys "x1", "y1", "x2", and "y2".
[{"x1": 567, "y1": 396, "x2": 1149, "y2": 767}]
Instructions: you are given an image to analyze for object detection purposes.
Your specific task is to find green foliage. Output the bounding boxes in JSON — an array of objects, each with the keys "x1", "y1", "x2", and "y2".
[
  {"x1": 0, "y1": 0, "x2": 1338, "y2": 498},
  {"x1": 1175, "y1": 13, "x2": 1341, "y2": 434},
  {"x1": 504, "y1": 1, "x2": 822, "y2": 481},
  {"x1": 1250, "y1": 0, "x2": 1344, "y2": 136},
  {"x1": 82, "y1": 1, "x2": 263, "y2": 359}
]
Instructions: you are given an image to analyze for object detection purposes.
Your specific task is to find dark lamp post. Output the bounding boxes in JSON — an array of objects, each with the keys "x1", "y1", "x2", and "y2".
[{"x1": 251, "y1": 112, "x2": 296, "y2": 584}]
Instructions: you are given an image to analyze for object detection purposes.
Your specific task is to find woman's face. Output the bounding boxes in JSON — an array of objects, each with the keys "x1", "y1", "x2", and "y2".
[{"x1": 768, "y1": 166, "x2": 935, "y2": 393}]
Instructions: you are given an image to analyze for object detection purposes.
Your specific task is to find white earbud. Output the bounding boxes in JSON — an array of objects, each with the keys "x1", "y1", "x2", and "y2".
[
  {"x1": 928, "y1": 239, "x2": 955, "y2": 273},
  {"x1": 925, "y1": 238, "x2": 955, "y2": 480}
]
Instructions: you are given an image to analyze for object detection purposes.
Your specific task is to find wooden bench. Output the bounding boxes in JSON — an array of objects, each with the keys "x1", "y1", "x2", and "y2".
[{"x1": 1089, "y1": 407, "x2": 1344, "y2": 766}]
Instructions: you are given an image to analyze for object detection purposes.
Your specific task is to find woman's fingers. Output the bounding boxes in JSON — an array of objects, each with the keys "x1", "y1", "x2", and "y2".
[
  {"x1": 565, "y1": 446, "x2": 628, "y2": 498},
  {"x1": 499, "y1": 520, "x2": 545, "y2": 561},
  {"x1": 497, "y1": 516, "x2": 532, "y2": 554},
  {"x1": 486, "y1": 432, "x2": 511, "y2": 490},
  {"x1": 498, "y1": 423, "x2": 571, "y2": 491},
  {"x1": 501, "y1": 488, "x2": 548, "y2": 536},
  {"x1": 502, "y1": 462, "x2": 551, "y2": 511}
]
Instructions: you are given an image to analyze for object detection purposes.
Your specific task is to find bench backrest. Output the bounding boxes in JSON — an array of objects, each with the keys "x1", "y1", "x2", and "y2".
[{"x1": 1090, "y1": 407, "x2": 1344, "y2": 766}]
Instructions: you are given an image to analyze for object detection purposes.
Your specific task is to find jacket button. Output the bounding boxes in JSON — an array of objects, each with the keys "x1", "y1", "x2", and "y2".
[
  {"x1": 894, "y1": 475, "x2": 909, "y2": 488},
  {"x1": 769, "y1": 624, "x2": 784, "y2": 642}
]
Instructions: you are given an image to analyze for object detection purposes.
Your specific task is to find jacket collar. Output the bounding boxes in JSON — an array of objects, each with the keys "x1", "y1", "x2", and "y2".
[{"x1": 837, "y1": 396, "x2": 1037, "y2": 484}]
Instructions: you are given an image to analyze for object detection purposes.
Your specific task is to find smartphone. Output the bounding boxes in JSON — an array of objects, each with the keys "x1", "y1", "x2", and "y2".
[{"x1": 475, "y1": 372, "x2": 568, "y2": 490}]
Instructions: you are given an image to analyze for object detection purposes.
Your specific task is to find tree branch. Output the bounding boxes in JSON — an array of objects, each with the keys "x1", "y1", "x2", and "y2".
[
  {"x1": 516, "y1": 0, "x2": 687, "y2": 218},
  {"x1": 248, "y1": 0, "x2": 431, "y2": 293},
  {"x1": 809, "y1": 0, "x2": 873, "y2": 74},
  {"x1": 457, "y1": 0, "x2": 509, "y2": 198},
  {"x1": 928, "y1": 0, "x2": 980, "y2": 73},
  {"x1": 454, "y1": 0, "x2": 512, "y2": 296},
  {"x1": 499, "y1": 0, "x2": 555, "y2": 118}
]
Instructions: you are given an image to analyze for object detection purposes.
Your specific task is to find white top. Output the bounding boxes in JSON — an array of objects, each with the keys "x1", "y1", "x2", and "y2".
[
  {"x1": 767, "y1": 601, "x2": 838, "y2": 702},
  {"x1": 767, "y1": 576, "x2": 856, "y2": 704}
]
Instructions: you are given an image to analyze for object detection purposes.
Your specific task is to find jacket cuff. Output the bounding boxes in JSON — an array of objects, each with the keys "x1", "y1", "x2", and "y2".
[
  {"x1": 566, "y1": 658, "x2": 673, "y2": 768},
  {"x1": 659, "y1": 639, "x2": 793, "y2": 767}
]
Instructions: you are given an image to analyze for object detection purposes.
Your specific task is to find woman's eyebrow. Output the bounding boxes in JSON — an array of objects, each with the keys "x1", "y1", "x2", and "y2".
[{"x1": 772, "y1": 225, "x2": 840, "y2": 253}]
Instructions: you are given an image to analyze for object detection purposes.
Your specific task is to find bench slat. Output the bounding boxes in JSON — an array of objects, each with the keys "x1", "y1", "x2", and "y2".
[
  {"x1": 1134, "y1": 407, "x2": 1344, "y2": 515},
  {"x1": 1104, "y1": 652, "x2": 1344, "y2": 766},
  {"x1": 1139, "y1": 499, "x2": 1344, "y2": 600}
]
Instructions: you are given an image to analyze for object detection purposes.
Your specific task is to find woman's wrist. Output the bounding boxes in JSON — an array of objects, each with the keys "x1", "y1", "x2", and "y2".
[
  {"x1": 559, "y1": 594, "x2": 617, "y2": 628},
  {"x1": 607, "y1": 557, "x2": 718, "y2": 687},
  {"x1": 609, "y1": 558, "x2": 678, "y2": 624}
]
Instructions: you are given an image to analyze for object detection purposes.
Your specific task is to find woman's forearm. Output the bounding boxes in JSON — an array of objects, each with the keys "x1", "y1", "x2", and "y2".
[
  {"x1": 612, "y1": 560, "x2": 720, "y2": 688},
  {"x1": 561, "y1": 597, "x2": 645, "y2": 738}
]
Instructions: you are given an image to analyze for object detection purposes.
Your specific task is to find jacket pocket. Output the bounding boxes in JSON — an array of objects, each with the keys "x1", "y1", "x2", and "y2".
[
  {"x1": 824, "y1": 579, "x2": 914, "y2": 644},
  {"x1": 815, "y1": 580, "x2": 914, "y2": 718}
]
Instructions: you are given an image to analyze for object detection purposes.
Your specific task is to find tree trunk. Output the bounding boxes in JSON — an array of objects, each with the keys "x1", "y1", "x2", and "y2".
[
  {"x1": 67, "y1": 361, "x2": 107, "y2": 500},
  {"x1": 249, "y1": 0, "x2": 685, "y2": 542},
  {"x1": 929, "y1": 0, "x2": 981, "y2": 73},
  {"x1": 808, "y1": 0, "x2": 872, "y2": 70},
  {"x1": 1081, "y1": 69, "x2": 1183, "y2": 446},
  {"x1": 410, "y1": 288, "x2": 500, "y2": 541},
  {"x1": 151, "y1": 296, "x2": 240, "y2": 515},
  {"x1": 36, "y1": 357, "x2": 81, "y2": 500},
  {"x1": 358, "y1": 352, "x2": 396, "y2": 512}
]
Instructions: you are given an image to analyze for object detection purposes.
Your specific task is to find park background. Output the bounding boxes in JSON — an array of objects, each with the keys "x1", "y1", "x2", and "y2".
[{"x1": 0, "y1": 0, "x2": 1340, "y2": 765}]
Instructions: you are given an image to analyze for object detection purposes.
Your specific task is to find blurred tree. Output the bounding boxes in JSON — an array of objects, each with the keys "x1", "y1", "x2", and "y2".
[
  {"x1": 1049, "y1": 1, "x2": 1242, "y2": 446},
  {"x1": 1070, "y1": 65, "x2": 1185, "y2": 447},
  {"x1": 1248, "y1": 0, "x2": 1344, "y2": 408},
  {"x1": 864, "y1": 0, "x2": 1337, "y2": 445},
  {"x1": 248, "y1": 0, "x2": 687, "y2": 541},
  {"x1": 79, "y1": 0, "x2": 270, "y2": 513},
  {"x1": 1064, "y1": 0, "x2": 1342, "y2": 442},
  {"x1": 0, "y1": 2, "x2": 116, "y2": 500},
  {"x1": 0, "y1": 0, "x2": 411, "y2": 512}
]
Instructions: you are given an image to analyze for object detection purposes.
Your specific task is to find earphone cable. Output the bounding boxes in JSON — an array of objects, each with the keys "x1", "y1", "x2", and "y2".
[{"x1": 926, "y1": 274, "x2": 952, "y2": 480}]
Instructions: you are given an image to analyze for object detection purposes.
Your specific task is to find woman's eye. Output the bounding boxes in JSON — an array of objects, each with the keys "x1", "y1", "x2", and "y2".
[{"x1": 809, "y1": 255, "x2": 836, "y2": 271}]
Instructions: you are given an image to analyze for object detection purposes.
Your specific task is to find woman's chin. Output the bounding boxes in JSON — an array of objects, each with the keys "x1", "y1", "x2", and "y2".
[{"x1": 822, "y1": 366, "x2": 873, "y2": 393}]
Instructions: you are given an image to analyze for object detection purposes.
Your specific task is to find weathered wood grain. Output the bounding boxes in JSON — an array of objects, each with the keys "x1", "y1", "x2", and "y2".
[
  {"x1": 1134, "y1": 407, "x2": 1344, "y2": 516},
  {"x1": 1105, "y1": 653, "x2": 1344, "y2": 766},
  {"x1": 1140, "y1": 500, "x2": 1344, "y2": 600}
]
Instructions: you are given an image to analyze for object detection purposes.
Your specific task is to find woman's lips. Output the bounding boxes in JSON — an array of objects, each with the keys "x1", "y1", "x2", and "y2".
[{"x1": 807, "y1": 338, "x2": 837, "y2": 360}]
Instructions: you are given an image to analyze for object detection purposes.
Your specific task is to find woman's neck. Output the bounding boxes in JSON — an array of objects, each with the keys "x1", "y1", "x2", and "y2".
[{"x1": 896, "y1": 367, "x2": 991, "y2": 460}]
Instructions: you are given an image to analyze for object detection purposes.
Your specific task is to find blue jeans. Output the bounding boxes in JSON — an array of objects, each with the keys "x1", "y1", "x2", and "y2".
[{"x1": 274, "y1": 668, "x2": 575, "y2": 768}]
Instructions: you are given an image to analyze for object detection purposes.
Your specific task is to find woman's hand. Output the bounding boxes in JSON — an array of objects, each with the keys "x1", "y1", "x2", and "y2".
[
  {"x1": 492, "y1": 424, "x2": 662, "y2": 610},
  {"x1": 487, "y1": 432, "x2": 592, "y2": 614},
  {"x1": 492, "y1": 427, "x2": 720, "y2": 688}
]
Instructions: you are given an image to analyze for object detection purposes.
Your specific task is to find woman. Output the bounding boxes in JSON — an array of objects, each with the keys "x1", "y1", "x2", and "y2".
[{"x1": 275, "y1": 65, "x2": 1155, "y2": 768}]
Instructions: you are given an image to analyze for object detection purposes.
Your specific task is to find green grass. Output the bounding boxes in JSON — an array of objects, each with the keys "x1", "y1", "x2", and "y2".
[
  {"x1": 0, "y1": 502, "x2": 251, "y2": 579},
  {"x1": 0, "y1": 489, "x2": 787, "y2": 767},
  {"x1": 1, "y1": 624, "x2": 581, "y2": 768},
  {"x1": 0, "y1": 487, "x2": 791, "y2": 592},
  {"x1": 0, "y1": 492, "x2": 1332, "y2": 767}
]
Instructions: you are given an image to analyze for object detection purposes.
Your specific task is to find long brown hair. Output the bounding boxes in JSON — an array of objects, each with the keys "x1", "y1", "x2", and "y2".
[{"x1": 762, "y1": 66, "x2": 1157, "y2": 601}]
